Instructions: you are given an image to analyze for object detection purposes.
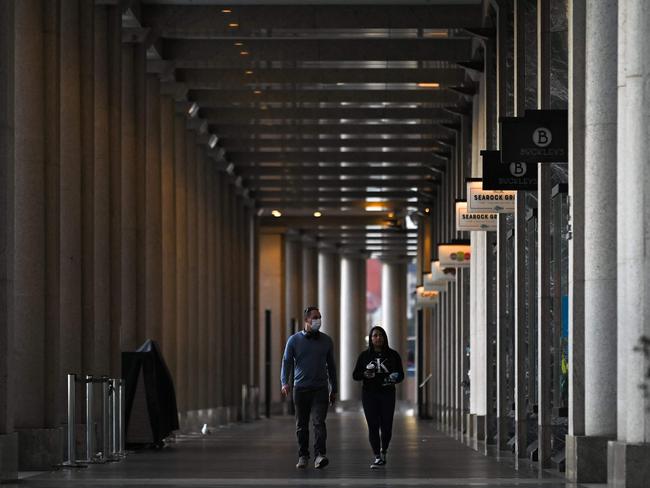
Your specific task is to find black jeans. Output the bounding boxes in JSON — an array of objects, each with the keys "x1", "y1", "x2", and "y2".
[
  {"x1": 362, "y1": 388, "x2": 396, "y2": 455},
  {"x1": 293, "y1": 386, "x2": 329, "y2": 458}
]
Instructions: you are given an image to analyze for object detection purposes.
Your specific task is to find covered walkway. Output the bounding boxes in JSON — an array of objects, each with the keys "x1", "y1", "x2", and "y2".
[{"x1": 14, "y1": 413, "x2": 578, "y2": 488}]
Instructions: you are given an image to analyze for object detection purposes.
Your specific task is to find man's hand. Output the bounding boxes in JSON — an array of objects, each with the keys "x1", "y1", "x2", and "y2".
[
  {"x1": 281, "y1": 384, "x2": 291, "y2": 398},
  {"x1": 329, "y1": 392, "x2": 336, "y2": 406}
]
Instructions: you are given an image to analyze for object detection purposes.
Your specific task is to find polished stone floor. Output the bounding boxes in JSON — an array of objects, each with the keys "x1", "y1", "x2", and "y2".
[{"x1": 15, "y1": 410, "x2": 603, "y2": 487}]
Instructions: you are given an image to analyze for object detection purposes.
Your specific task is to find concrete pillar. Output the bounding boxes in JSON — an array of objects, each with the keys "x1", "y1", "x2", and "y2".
[
  {"x1": 566, "y1": 0, "x2": 587, "y2": 451},
  {"x1": 106, "y1": 4, "x2": 121, "y2": 376},
  {"x1": 284, "y1": 234, "x2": 303, "y2": 332},
  {"x1": 232, "y1": 194, "x2": 243, "y2": 419},
  {"x1": 13, "y1": 0, "x2": 47, "y2": 440},
  {"x1": 340, "y1": 254, "x2": 366, "y2": 401},
  {"x1": 197, "y1": 151, "x2": 208, "y2": 411},
  {"x1": 318, "y1": 249, "x2": 341, "y2": 370},
  {"x1": 161, "y1": 95, "x2": 177, "y2": 382},
  {"x1": 206, "y1": 162, "x2": 216, "y2": 410},
  {"x1": 302, "y1": 241, "x2": 318, "y2": 308},
  {"x1": 213, "y1": 171, "x2": 225, "y2": 412},
  {"x1": 52, "y1": 0, "x2": 84, "y2": 429},
  {"x1": 186, "y1": 131, "x2": 198, "y2": 413},
  {"x1": 381, "y1": 260, "x2": 406, "y2": 352},
  {"x1": 174, "y1": 114, "x2": 188, "y2": 413},
  {"x1": 119, "y1": 41, "x2": 138, "y2": 352},
  {"x1": 144, "y1": 74, "x2": 163, "y2": 343},
  {"x1": 134, "y1": 42, "x2": 146, "y2": 346},
  {"x1": 566, "y1": 0, "x2": 618, "y2": 482},
  {"x1": 609, "y1": 1, "x2": 650, "y2": 486},
  {"x1": 221, "y1": 177, "x2": 233, "y2": 411}
]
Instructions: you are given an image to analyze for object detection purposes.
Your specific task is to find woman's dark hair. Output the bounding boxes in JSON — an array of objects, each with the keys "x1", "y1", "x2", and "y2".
[{"x1": 368, "y1": 325, "x2": 389, "y2": 351}]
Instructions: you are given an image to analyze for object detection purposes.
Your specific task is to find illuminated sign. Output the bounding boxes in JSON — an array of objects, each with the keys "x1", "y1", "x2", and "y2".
[
  {"x1": 455, "y1": 200, "x2": 497, "y2": 231},
  {"x1": 466, "y1": 179, "x2": 515, "y2": 213},
  {"x1": 438, "y1": 241, "x2": 471, "y2": 268}
]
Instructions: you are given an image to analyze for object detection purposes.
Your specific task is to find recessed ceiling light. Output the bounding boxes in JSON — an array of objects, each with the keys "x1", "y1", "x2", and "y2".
[
  {"x1": 425, "y1": 207, "x2": 430, "y2": 213},
  {"x1": 245, "y1": 70, "x2": 254, "y2": 75},
  {"x1": 228, "y1": 22, "x2": 239, "y2": 28},
  {"x1": 240, "y1": 50, "x2": 249, "y2": 56},
  {"x1": 417, "y1": 82, "x2": 440, "y2": 88},
  {"x1": 271, "y1": 210, "x2": 282, "y2": 217},
  {"x1": 222, "y1": 8, "x2": 232, "y2": 13},
  {"x1": 234, "y1": 42, "x2": 243, "y2": 46},
  {"x1": 314, "y1": 211, "x2": 322, "y2": 217},
  {"x1": 254, "y1": 90, "x2": 262, "y2": 95}
]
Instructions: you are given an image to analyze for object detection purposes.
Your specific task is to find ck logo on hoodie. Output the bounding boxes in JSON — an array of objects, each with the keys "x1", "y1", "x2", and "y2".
[{"x1": 373, "y1": 358, "x2": 390, "y2": 373}]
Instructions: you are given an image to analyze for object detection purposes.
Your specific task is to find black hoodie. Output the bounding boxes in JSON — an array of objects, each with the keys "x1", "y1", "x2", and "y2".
[{"x1": 352, "y1": 327, "x2": 405, "y2": 392}]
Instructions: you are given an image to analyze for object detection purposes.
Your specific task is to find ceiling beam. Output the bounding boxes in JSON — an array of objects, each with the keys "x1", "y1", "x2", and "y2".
[
  {"x1": 210, "y1": 123, "x2": 454, "y2": 135},
  {"x1": 218, "y1": 138, "x2": 442, "y2": 149},
  {"x1": 228, "y1": 151, "x2": 442, "y2": 163},
  {"x1": 255, "y1": 190, "x2": 431, "y2": 199},
  {"x1": 163, "y1": 38, "x2": 473, "y2": 63},
  {"x1": 260, "y1": 215, "x2": 401, "y2": 227},
  {"x1": 142, "y1": 4, "x2": 484, "y2": 33},
  {"x1": 178, "y1": 68, "x2": 467, "y2": 86},
  {"x1": 191, "y1": 90, "x2": 461, "y2": 105},
  {"x1": 200, "y1": 107, "x2": 455, "y2": 121},
  {"x1": 238, "y1": 165, "x2": 434, "y2": 176},
  {"x1": 246, "y1": 178, "x2": 436, "y2": 189}
]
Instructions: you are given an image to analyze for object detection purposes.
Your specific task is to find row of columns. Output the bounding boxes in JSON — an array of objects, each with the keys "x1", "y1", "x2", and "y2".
[
  {"x1": 419, "y1": 1, "x2": 650, "y2": 486},
  {"x1": 0, "y1": 1, "x2": 256, "y2": 474},
  {"x1": 260, "y1": 234, "x2": 408, "y2": 406}
]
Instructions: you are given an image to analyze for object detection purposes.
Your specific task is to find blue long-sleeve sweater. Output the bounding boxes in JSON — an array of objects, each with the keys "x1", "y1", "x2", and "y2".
[{"x1": 281, "y1": 331, "x2": 337, "y2": 394}]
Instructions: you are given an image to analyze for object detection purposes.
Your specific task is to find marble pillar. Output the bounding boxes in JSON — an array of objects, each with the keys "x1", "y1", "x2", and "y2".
[
  {"x1": 340, "y1": 255, "x2": 366, "y2": 402},
  {"x1": 318, "y1": 249, "x2": 341, "y2": 371},
  {"x1": 174, "y1": 114, "x2": 188, "y2": 413},
  {"x1": 609, "y1": 1, "x2": 650, "y2": 486},
  {"x1": 161, "y1": 95, "x2": 177, "y2": 383}
]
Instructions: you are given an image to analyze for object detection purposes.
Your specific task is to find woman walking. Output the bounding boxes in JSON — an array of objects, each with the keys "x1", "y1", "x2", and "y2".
[{"x1": 352, "y1": 326, "x2": 404, "y2": 469}]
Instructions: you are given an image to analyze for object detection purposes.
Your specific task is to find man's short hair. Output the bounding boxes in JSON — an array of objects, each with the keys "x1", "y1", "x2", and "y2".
[{"x1": 303, "y1": 306, "x2": 319, "y2": 320}]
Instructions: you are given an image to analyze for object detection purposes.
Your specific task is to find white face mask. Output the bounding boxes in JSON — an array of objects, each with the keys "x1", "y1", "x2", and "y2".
[{"x1": 310, "y1": 319, "x2": 322, "y2": 332}]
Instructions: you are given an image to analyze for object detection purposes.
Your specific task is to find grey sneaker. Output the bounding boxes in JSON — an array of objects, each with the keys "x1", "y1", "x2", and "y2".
[
  {"x1": 296, "y1": 456, "x2": 308, "y2": 469},
  {"x1": 380, "y1": 450, "x2": 387, "y2": 464},
  {"x1": 314, "y1": 454, "x2": 329, "y2": 469}
]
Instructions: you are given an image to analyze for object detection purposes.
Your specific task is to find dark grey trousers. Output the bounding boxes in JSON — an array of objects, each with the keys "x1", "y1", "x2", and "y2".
[{"x1": 293, "y1": 386, "x2": 329, "y2": 458}]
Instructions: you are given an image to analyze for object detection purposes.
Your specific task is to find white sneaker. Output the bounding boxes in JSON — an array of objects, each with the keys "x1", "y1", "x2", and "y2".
[
  {"x1": 314, "y1": 454, "x2": 329, "y2": 469},
  {"x1": 296, "y1": 456, "x2": 308, "y2": 469},
  {"x1": 370, "y1": 455, "x2": 384, "y2": 469}
]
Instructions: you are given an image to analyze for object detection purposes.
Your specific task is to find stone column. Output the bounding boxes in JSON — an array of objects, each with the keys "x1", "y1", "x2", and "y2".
[
  {"x1": 119, "y1": 40, "x2": 138, "y2": 352},
  {"x1": 220, "y1": 176, "x2": 233, "y2": 413},
  {"x1": 144, "y1": 74, "x2": 163, "y2": 343},
  {"x1": 318, "y1": 248, "x2": 341, "y2": 371},
  {"x1": 609, "y1": 1, "x2": 650, "y2": 486},
  {"x1": 174, "y1": 114, "x2": 188, "y2": 414},
  {"x1": 196, "y1": 150, "x2": 208, "y2": 412},
  {"x1": 340, "y1": 254, "x2": 366, "y2": 402},
  {"x1": 284, "y1": 233, "x2": 303, "y2": 334},
  {"x1": 567, "y1": 0, "x2": 617, "y2": 482},
  {"x1": 160, "y1": 95, "x2": 177, "y2": 382},
  {"x1": 186, "y1": 131, "x2": 198, "y2": 414},
  {"x1": 566, "y1": 0, "x2": 587, "y2": 477},
  {"x1": 206, "y1": 162, "x2": 216, "y2": 411},
  {"x1": 106, "y1": 4, "x2": 122, "y2": 376},
  {"x1": 302, "y1": 240, "x2": 318, "y2": 308},
  {"x1": 381, "y1": 260, "x2": 406, "y2": 352}
]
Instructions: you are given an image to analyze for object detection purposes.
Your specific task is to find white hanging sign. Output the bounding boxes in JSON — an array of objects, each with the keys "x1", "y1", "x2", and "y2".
[
  {"x1": 438, "y1": 242, "x2": 471, "y2": 268},
  {"x1": 415, "y1": 286, "x2": 440, "y2": 308},
  {"x1": 466, "y1": 179, "x2": 515, "y2": 213},
  {"x1": 455, "y1": 200, "x2": 498, "y2": 231},
  {"x1": 423, "y1": 273, "x2": 448, "y2": 293}
]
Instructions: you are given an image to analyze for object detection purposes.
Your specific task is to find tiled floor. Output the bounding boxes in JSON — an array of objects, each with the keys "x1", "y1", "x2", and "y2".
[{"x1": 13, "y1": 411, "x2": 599, "y2": 487}]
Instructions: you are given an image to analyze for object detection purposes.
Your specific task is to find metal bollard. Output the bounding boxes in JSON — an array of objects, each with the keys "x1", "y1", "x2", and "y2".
[
  {"x1": 118, "y1": 380, "x2": 126, "y2": 456},
  {"x1": 101, "y1": 376, "x2": 112, "y2": 461},
  {"x1": 59, "y1": 374, "x2": 85, "y2": 468},
  {"x1": 85, "y1": 375, "x2": 94, "y2": 462},
  {"x1": 111, "y1": 378, "x2": 119, "y2": 456},
  {"x1": 241, "y1": 385, "x2": 249, "y2": 422}
]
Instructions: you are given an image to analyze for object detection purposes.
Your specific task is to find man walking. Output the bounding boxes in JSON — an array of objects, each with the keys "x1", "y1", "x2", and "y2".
[{"x1": 281, "y1": 306, "x2": 337, "y2": 469}]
